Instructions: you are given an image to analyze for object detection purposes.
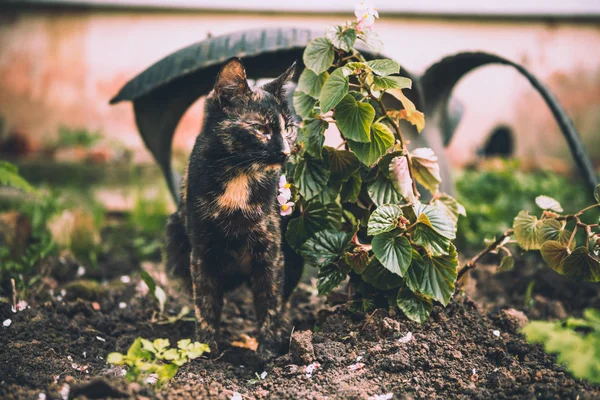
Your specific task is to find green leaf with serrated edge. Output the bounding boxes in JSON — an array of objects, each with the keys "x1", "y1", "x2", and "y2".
[
  {"x1": 299, "y1": 119, "x2": 328, "y2": 159},
  {"x1": 535, "y1": 195, "x2": 564, "y2": 213},
  {"x1": 595, "y1": 184, "x2": 600, "y2": 204},
  {"x1": 320, "y1": 68, "x2": 349, "y2": 113},
  {"x1": 107, "y1": 352, "x2": 124, "y2": 365},
  {"x1": 367, "y1": 204, "x2": 403, "y2": 236},
  {"x1": 297, "y1": 69, "x2": 328, "y2": 99},
  {"x1": 317, "y1": 264, "x2": 346, "y2": 295},
  {"x1": 294, "y1": 154, "x2": 330, "y2": 200},
  {"x1": 323, "y1": 147, "x2": 360, "y2": 182},
  {"x1": 372, "y1": 233, "x2": 412, "y2": 277},
  {"x1": 340, "y1": 171, "x2": 362, "y2": 203},
  {"x1": 372, "y1": 76, "x2": 412, "y2": 91},
  {"x1": 127, "y1": 338, "x2": 144, "y2": 359},
  {"x1": 513, "y1": 210, "x2": 544, "y2": 250},
  {"x1": 540, "y1": 240, "x2": 569, "y2": 273},
  {"x1": 334, "y1": 94, "x2": 375, "y2": 143},
  {"x1": 405, "y1": 245, "x2": 458, "y2": 306},
  {"x1": 366, "y1": 59, "x2": 400, "y2": 76},
  {"x1": 303, "y1": 37, "x2": 334, "y2": 75},
  {"x1": 347, "y1": 122, "x2": 394, "y2": 167},
  {"x1": 499, "y1": 255, "x2": 515, "y2": 272},
  {"x1": 411, "y1": 148, "x2": 442, "y2": 195},
  {"x1": 367, "y1": 174, "x2": 402, "y2": 207},
  {"x1": 327, "y1": 26, "x2": 357, "y2": 52},
  {"x1": 561, "y1": 247, "x2": 600, "y2": 282},
  {"x1": 293, "y1": 90, "x2": 317, "y2": 119},
  {"x1": 413, "y1": 202, "x2": 457, "y2": 240},
  {"x1": 285, "y1": 201, "x2": 340, "y2": 250},
  {"x1": 344, "y1": 249, "x2": 372, "y2": 274},
  {"x1": 315, "y1": 180, "x2": 342, "y2": 204},
  {"x1": 411, "y1": 214, "x2": 451, "y2": 257},
  {"x1": 431, "y1": 194, "x2": 466, "y2": 225},
  {"x1": 361, "y1": 258, "x2": 404, "y2": 291},
  {"x1": 300, "y1": 230, "x2": 352, "y2": 267},
  {"x1": 396, "y1": 285, "x2": 433, "y2": 324},
  {"x1": 539, "y1": 219, "x2": 574, "y2": 250}
]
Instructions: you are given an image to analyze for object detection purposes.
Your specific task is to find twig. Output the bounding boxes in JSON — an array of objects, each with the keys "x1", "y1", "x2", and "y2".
[
  {"x1": 11, "y1": 278, "x2": 17, "y2": 310},
  {"x1": 457, "y1": 229, "x2": 514, "y2": 281}
]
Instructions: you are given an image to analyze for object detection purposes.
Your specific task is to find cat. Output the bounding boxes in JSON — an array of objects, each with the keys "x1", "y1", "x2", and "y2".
[{"x1": 165, "y1": 57, "x2": 304, "y2": 358}]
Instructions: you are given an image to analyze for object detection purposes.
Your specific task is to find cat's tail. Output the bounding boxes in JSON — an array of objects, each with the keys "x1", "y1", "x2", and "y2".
[{"x1": 165, "y1": 210, "x2": 192, "y2": 292}]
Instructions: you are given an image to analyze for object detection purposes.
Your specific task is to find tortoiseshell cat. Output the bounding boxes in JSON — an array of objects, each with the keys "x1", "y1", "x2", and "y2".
[{"x1": 165, "y1": 57, "x2": 303, "y2": 358}]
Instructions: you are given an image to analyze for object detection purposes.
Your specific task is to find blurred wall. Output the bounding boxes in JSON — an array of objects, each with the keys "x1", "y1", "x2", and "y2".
[{"x1": 0, "y1": 6, "x2": 599, "y2": 171}]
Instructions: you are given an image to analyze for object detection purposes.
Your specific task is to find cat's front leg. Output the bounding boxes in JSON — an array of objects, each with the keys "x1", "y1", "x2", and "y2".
[
  {"x1": 190, "y1": 248, "x2": 223, "y2": 355},
  {"x1": 250, "y1": 251, "x2": 284, "y2": 360}
]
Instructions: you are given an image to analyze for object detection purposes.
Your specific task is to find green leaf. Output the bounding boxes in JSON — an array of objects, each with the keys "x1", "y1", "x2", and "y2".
[
  {"x1": 141, "y1": 270, "x2": 166, "y2": 313},
  {"x1": 303, "y1": 37, "x2": 335, "y2": 75},
  {"x1": 0, "y1": 161, "x2": 36, "y2": 194},
  {"x1": 539, "y1": 219, "x2": 574, "y2": 249},
  {"x1": 107, "y1": 352, "x2": 124, "y2": 365},
  {"x1": 388, "y1": 156, "x2": 416, "y2": 203},
  {"x1": 366, "y1": 59, "x2": 400, "y2": 76},
  {"x1": 315, "y1": 180, "x2": 342, "y2": 204},
  {"x1": 361, "y1": 258, "x2": 404, "y2": 291},
  {"x1": 327, "y1": 26, "x2": 357, "y2": 52},
  {"x1": 300, "y1": 229, "x2": 352, "y2": 267},
  {"x1": 340, "y1": 171, "x2": 362, "y2": 203},
  {"x1": 411, "y1": 148, "x2": 441, "y2": 194},
  {"x1": 540, "y1": 240, "x2": 569, "y2": 273},
  {"x1": 127, "y1": 338, "x2": 144, "y2": 359},
  {"x1": 293, "y1": 90, "x2": 317, "y2": 119},
  {"x1": 431, "y1": 194, "x2": 466, "y2": 225},
  {"x1": 299, "y1": 119, "x2": 328, "y2": 159},
  {"x1": 406, "y1": 245, "x2": 458, "y2": 306},
  {"x1": 153, "y1": 338, "x2": 170, "y2": 353},
  {"x1": 294, "y1": 154, "x2": 330, "y2": 200},
  {"x1": 413, "y1": 202, "x2": 457, "y2": 240},
  {"x1": 367, "y1": 174, "x2": 402, "y2": 207},
  {"x1": 535, "y1": 195, "x2": 564, "y2": 213},
  {"x1": 334, "y1": 94, "x2": 375, "y2": 143},
  {"x1": 285, "y1": 201, "x2": 340, "y2": 250},
  {"x1": 317, "y1": 264, "x2": 346, "y2": 295},
  {"x1": 562, "y1": 247, "x2": 600, "y2": 282},
  {"x1": 513, "y1": 210, "x2": 544, "y2": 250},
  {"x1": 347, "y1": 122, "x2": 394, "y2": 167},
  {"x1": 372, "y1": 76, "x2": 412, "y2": 91},
  {"x1": 372, "y1": 233, "x2": 412, "y2": 277},
  {"x1": 367, "y1": 204, "x2": 403, "y2": 236},
  {"x1": 411, "y1": 214, "x2": 451, "y2": 256},
  {"x1": 323, "y1": 147, "x2": 360, "y2": 182},
  {"x1": 297, "y1": 69, "x2": 328, "y2": 99},
  {"x1": 320, "y1": 68, "x2": 349, "y2": 113},
  {"x1": 595, "y1": 184, "x2": 600, "y2": 204},
  {"x1": 499, "y1": 255, "x2": 515, "y2": 272},
  {"x1": 396, "y1": 285, "x2": 433, "y2": 324}
]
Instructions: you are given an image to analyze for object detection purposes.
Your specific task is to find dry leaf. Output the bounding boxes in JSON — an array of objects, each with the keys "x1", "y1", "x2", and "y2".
[{"x1": 231, "y1": 334, "x2": 259, "y2": 351}]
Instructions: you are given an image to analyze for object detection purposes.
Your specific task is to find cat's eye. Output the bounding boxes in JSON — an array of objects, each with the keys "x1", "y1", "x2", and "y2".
[{"x1": 252, "y1": 125, "x2": 271, "y2": 139}]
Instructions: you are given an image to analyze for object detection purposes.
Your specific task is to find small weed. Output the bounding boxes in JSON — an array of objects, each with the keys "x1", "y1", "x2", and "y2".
[{"x1": 107, "y1": 337, "x2": 210, "y2": 386}]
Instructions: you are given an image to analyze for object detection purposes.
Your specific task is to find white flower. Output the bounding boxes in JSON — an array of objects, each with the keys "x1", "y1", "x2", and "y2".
[
  {"x1": 278, "y1": 195, "x2": 294, "y2": 217},
  {"x1": 278, "y1": 175, "x2": 292, "y2": 200},
  {"x1": 355, "y1": 1, "x2": 379, "y2": 32}
]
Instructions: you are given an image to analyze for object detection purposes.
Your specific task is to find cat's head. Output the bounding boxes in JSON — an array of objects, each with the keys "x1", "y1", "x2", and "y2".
[{"x1": 204, "y1": 57, "x2": 299, "y2": 167}]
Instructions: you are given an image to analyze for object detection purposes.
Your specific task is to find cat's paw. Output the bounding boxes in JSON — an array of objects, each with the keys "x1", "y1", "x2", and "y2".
[{"x1": 195, "y1": 329, "x2": 219, "y2": 357}]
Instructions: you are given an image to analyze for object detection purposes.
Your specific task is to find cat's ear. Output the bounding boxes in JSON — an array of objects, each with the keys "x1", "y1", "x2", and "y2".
[
  {"x1": 214, "y1": 57, "x2": 251, "y2": 101},
  {"x1": 262, "y1": 61, "x2": 299, "y2": 101}
]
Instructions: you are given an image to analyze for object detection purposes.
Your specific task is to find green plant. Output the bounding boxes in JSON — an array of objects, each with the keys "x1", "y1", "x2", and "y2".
[
  {"x1": 53, "y1": 126, "x2": 103, "y2": 149},
  {"x1": 523, "y1": 308, "x2": 600, "y2": 384},
  {"x1": 285, "y1": 9, "x2": 465, "y2": 323},
  {"x1": 458, "y1": 185, "x2": 600, "y2": 282},
  {"x1": 140, "y1": 269, "x2": 167, "y2": 315},
  {"x1": 107, "y1": 337, "x2": 209, "y2": 386},
  {"x1": 455, "y1": 163, "x2": 595, "y2": 249},
  {"x1": 129, "y1": 186, "x2": 171, "y2": 236}
]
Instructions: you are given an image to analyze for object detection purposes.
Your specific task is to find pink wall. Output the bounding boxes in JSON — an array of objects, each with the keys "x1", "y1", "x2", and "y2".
[{"x1": 0, "y1": 8, "x2": 599, "y2": 170}]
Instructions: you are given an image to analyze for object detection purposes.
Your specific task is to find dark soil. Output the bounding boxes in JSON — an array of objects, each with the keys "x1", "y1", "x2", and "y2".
[{"x1": 1, "y1": 245, "x2": 600, "y2": 399}]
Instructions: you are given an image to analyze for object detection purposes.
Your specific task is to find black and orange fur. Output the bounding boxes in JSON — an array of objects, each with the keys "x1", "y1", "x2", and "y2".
[{"x1": 165, "y1": 58, "x2": 303, "y2": 357}]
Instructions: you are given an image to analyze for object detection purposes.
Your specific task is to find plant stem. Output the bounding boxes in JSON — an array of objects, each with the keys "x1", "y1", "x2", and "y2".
[
  {"x1": 566, "y1": 225, "x2": 578, "y2": 252},
  {"x1": 457, "y1": 228, "x2": 514, "y2": 281},
  {"x1": 576, "y1": 203, "x2": 600, "y2": 217}
]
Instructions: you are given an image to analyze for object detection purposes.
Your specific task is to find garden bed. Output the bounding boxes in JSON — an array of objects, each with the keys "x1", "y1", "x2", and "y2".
[{"x1": 1, "y1": 240, "x2": 599, "y2": 400}]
